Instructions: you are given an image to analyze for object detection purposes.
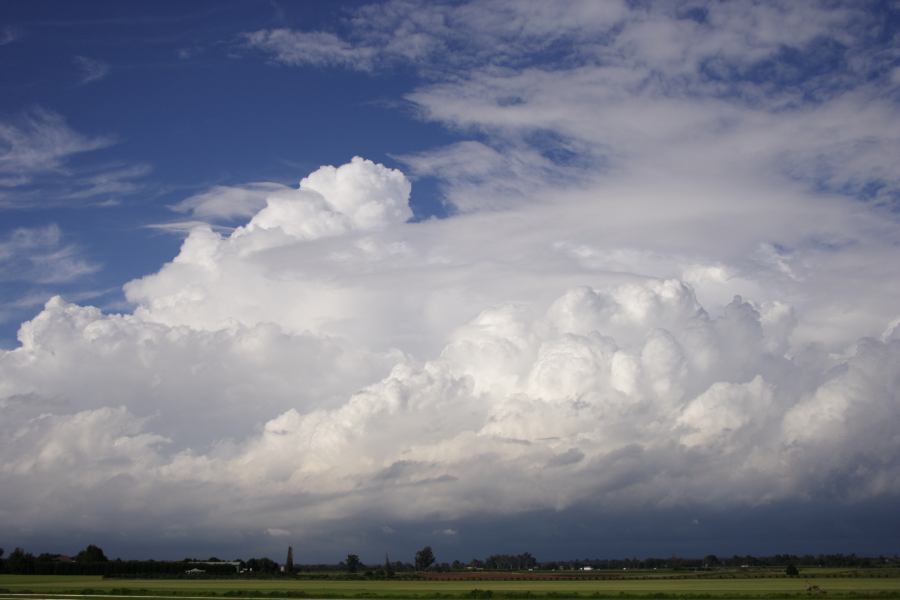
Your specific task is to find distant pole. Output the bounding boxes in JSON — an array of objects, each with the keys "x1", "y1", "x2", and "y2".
[{"x1": 285, "y1": 546, "x2": 294, "y2": 574}]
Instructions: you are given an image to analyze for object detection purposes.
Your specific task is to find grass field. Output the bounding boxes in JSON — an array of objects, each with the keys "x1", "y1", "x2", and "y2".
[{"x1": 2, "y1": 575, "x2": 900, "y2": 600}]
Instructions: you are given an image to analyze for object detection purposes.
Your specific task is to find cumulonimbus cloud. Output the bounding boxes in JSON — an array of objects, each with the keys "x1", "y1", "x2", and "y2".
[{"x1": 1, "y1": 151, "x2": 899, "y2": 553}]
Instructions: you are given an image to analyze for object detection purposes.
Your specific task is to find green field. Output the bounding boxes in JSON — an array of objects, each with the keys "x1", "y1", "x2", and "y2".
[{"x1": 2, "y1": 575, "x2": 900, "y2": 600}]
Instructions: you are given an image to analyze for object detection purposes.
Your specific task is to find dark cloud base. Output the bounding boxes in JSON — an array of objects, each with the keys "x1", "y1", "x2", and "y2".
[{"x1": 7, "y1": 499, "x2": 899, "y2": 562}]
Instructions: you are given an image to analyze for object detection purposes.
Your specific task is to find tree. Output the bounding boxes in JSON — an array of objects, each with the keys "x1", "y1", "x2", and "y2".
[
  {"x1": 346, "y1": 554, "x2": 361, "y2": 573},
  {"x1": 383, "y1": 553, "x2": 394, "y2": 577},
  {"x1": 75, "y1": 544, "x2": 108, "y2": 563},
  {"x1": 415, "y1": 546, "x2": 435, "y2": 571},
  {"x1": 484, "y1": 553, "x2": 536, "y2": 571},
  {"x1": 246, "y1": 557, "x2": 279, "y2": 573},
  {"x1": 6, "y1": 548, "x2": 34, "y2": 574},
  {"x1": 786, "y1": 563, "x2": 800, "y2": 577},
  {"x1": 704, "y1": 554, "x2": 721, "y2": 567}
]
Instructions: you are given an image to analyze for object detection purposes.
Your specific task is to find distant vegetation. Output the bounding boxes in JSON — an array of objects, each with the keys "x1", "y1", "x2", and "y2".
[{"x1": 1, "y1": 545, "x2": 899, "y2": 579}]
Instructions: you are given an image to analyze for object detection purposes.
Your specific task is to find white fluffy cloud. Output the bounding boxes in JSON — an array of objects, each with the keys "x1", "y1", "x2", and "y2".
[{"x1": 2, "y1": 151, "x2": 900, "y2": 550}]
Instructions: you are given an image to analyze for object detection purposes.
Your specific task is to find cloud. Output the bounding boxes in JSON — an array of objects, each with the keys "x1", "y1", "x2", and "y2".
[
  {"x1": 0, "y1": 108, "x2": 114, "y2": 183},
  {"x1": 244, "y1": 1, "x2": 900, "y2": 209},
  {"x1": 171, "y1": 182, "x2": 290, "y2": 221},
  {"x1": 73, "y1": 56, "x2": 110, "y2": 84},
  {"x1": 241, "y1": 0, "x2": 870, "y2": 88},
  {"x1": 0, "y1": 26, "x2": 22, "y2": 46},
  {"x1": 243, "y1": 0, "x2": 630, "y2": 73},
  {"x1": 266, "y1": 528, "x2": 292, "y2": 537},
  {"x1": 3, "y1": 267, "x2": 899, "y2": 544},
  {"x1": 62, "y1": 163, "x2": 152, "y2": 201},
  {"x1": 397, "y1": 139, "x2": 593, "y2": 211},
  {"x1": 145, "y1": 220, "x2": 234, "y2": 236},
  {"x1": 0, "y1": 224, "x2": 101, "y2": 328},
  {"x1": 1, "y1": 147, "x2": 899, "y2": 553},
  {"x1": 243, "y1": 29, "x2": 378, "y2": 71},
  {"x1": 0, "y1": 109, "x2": 150, "y2": 208},
  {"x1": 0, "y1": 224, "x2": 99, "y2": 285}
]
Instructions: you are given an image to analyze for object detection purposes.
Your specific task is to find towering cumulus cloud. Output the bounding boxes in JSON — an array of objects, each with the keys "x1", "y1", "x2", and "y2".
[{"x1": 2, "y1": 151, "x2": 899, "y2": 555}]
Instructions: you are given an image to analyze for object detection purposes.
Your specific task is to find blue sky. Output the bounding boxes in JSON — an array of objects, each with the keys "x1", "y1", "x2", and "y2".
[
  {"x1": 2, "y1": 0, "x2": 900, "y2": 562},
  {"x1": 1, "y1": 1, "x2": 458, "y2": 344}
]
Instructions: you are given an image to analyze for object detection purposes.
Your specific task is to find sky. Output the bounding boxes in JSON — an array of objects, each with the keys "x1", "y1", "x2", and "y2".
[{"x1": 1, "y1": 0, "x2": 900, "y2": 564}]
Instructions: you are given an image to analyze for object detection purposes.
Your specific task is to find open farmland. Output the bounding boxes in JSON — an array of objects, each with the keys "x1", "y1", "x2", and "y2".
[{"x1": 3, "y1": 573, "x2": 900, "y2": 599}]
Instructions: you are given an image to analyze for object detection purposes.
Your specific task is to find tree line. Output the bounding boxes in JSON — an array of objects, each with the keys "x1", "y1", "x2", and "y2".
[
  {"x1": 0, "y1": 546, "x2": 280, "y2": 576},
  {"x1": 2, "y1": 545, "x2": 897, "y2": 577},
  {"x1": 537, "y1": 554, "x2": 900, "y2": 571}
]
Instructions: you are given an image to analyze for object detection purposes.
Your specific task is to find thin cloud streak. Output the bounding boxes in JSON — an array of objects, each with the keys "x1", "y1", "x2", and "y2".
[
  {"x1": 73, "y1": 56, "x2": 111, "y2": 84},
  {"x1": 0, "y1": 109, "x2": 150, "y2": 209},
  {"x1": 0, "y1": 224, "x2": 100, "y2": 285}
]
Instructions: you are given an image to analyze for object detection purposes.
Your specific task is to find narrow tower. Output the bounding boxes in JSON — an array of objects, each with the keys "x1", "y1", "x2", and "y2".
[{"x1": 285, "y1": 546, "x2": 294, "y2": 574}]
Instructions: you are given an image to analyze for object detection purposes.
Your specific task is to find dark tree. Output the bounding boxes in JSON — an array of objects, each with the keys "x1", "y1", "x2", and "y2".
[
  {"x1": 786, "y1": 563, "x2": 800, "y2": 577},
  {"x1": 704, "y1": 554, "x2": 721, "y2": 567},
  {"x1": 246, "y1": 557, "x2": 279, "y2": 573},
  {"x1": 383, "y1": 553, "x2": 394, "y2": 577},
  {"x1": 415, "y1": 546, "x2": 435, "y2": 571},
  {"x1": 75, "y1": 544, "x2": 108, "y2": 563},
  {"x1": 346, "y1": 554, "x2": 361, "y2": 573},
  {"x1": 6, "y1": 548, "x2": 35, "y2": 574},
  {"x1": 484, "y1": 553, "x2": 537, "y2": 570}
]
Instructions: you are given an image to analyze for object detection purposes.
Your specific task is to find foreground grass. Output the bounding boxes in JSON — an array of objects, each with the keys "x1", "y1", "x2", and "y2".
[{"x1": 2, "y1": 575, "x2": 900, "y2": 599}]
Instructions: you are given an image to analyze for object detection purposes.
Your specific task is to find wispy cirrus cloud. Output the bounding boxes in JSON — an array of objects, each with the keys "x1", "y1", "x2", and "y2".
[
  {"x1": 61, "y1": 163, "x2": 152, "y2": 201},
  {"x1": 242, "y1": 0, "x2": 629, "y2": 72},
  {"x1": 0, "y1": 107, "x2": 113, "y2": 181},
  {"x1": 0, "y1": 25, "x2": 22, "y2": 46},
  {"x1": 0, "y1": 224, "x2": 100, "y2": 284},
  {"x1": 0, "y1": 223, "x2": 102, "y2": 330},
  {"x1": 244, "y1": 1, "x2": 900, "y2": 210},
  {"x1": 146, "y1": 181, "x2": 292, "y2": 235},
  {"x1": 73, "y1": 55, "x2": 111, "y2": 84},
  {"x1": 171, "y1": 181, "x2": 290, "y2": 221},
  {"x1": 242, "y1": 29, "x2": 378, "y2": 70},
  {"x1": 0, "y1": 108, "x2": 150, "y2": 209}
]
